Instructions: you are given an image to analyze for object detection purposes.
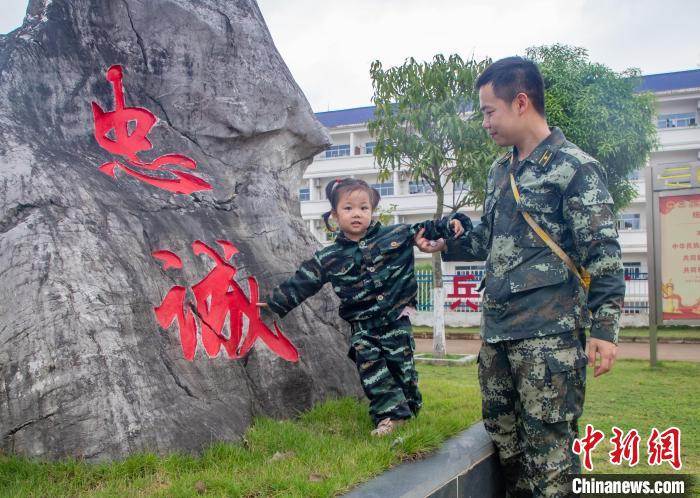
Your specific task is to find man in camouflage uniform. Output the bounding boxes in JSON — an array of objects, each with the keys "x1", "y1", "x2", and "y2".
[
  {"x1": 265, "y1": 213, "x2": 470, "y2": 427},
  {"x1": 416, "y1": 57, "x2": 624, "y2": 497}
]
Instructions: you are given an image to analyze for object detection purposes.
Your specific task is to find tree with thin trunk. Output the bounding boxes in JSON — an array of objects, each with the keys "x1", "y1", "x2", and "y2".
[
  {"x1": 368, "y1": 54, "x2": 498, "y2": 357},
  {"x1": 527, "y1": 44, "x2": 657, "y2": 211}
]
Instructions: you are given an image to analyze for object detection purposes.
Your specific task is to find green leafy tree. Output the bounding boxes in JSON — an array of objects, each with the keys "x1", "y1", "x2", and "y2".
[
  {"x1": 368, "y1": 47, "x2": 656, "y2": 356},
  {"x1": 369, "y1": 54, "x2": 496, "y2": 356},
  {"x1": 375, "y1": 203, "x2": 398, "y2": 226},
  {"x1": 526, "y1": 44, "x2": 657, "y2": 210}
]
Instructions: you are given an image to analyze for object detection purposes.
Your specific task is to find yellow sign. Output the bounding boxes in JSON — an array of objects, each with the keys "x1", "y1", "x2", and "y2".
[{"x1": 659, "y1": 194, "x2": 700, "y2": 320}]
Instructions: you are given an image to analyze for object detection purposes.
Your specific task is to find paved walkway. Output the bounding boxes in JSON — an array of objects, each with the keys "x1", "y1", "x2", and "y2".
[{"x1": 415, "y1": 338, "x2": 700, "y2": 362}]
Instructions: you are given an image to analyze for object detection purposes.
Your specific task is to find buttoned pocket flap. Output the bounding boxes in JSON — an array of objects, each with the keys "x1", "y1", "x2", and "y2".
[
  {"x1": 542, "y1": 347, "x2": 587, "y2": 423},
  {"x1": 508, "y1": 257, "x2": 568, "y2": 294},
  {"x1": 519, "y1": 190, "x2": 560, "y2": 214},
  {"x1": 546, "y1": 352, "x2": 588, "y2": 373}
]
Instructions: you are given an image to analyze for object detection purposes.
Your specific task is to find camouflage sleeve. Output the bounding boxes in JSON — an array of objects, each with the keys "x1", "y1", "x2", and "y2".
[
  {"x1": 409, "y1": 212, "x2": 473, "y2": 240},
  {"x1": 265, "y1": 253, "x2": 328, "y2": 318},
  {"x1": 563, "y1": 162, "x2": 625, "y2": 344},
  {"x1": 442, "y1": 212, "x2": 490, "y2": 262}
]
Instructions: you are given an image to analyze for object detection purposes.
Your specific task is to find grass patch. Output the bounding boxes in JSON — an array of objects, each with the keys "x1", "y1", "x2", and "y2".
[
  {"x1": 0, "y1": 365, "x2": 480, "y2": 497},
  {"x1": 618, "y1": 327, "x2": 700, "y2": 340},
  {"x1": 416, "y1": 353, "x2": 471, "y2": 360},
  {"x1": 413, "y1": 325, "x2": 480, "y2": 335},
  {"x1": 1, "y1": 361, "x2": 697, "y2": 496},
  {"x1": 582, "y1": 360, "x2": 700, "y2": 476},
  {"x1": 413, "y1": 325, "x2": 700, "y2": 341}
]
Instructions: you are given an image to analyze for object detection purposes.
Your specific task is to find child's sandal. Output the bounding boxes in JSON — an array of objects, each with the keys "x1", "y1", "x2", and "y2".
[{"x1": 370, "y1": 417, "x2": 405, "y2": 437}]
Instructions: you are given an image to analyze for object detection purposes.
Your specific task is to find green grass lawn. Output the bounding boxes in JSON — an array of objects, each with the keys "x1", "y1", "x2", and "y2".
[
  {"x1": 413, "y1": 325, "x2": 700, "y2": 341},
  {"x1": 618, "y1": 327, "x2": 700, "y2": 340},
  {"x1": 415, "y1": 353, "x2": 471, "y2": 360},
  {"x1": 0, "y1": 361, "x2": 696, "y2": 497},
  {"x1": 413, "y1": 325, "x2": 481, "y2": 336},
  {"x1": 581, "y1": 360, "x2": 700, "y2": 476},
  {"x1": 0, "y1": 365, "x2": 481, "y2": 498}
]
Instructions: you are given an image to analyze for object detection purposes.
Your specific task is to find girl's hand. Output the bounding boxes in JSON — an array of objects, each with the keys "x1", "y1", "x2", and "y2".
[
  {"x1": 450, "y1": 219, "x2": 465, "y2": 238},
  {"x1": 414, "y1": 228, "x2": 446, "y2": 253}
]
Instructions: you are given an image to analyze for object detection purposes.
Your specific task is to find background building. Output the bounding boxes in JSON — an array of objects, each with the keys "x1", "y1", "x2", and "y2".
[{"x1": 296, "y1": 69, "x2": 700, "y2": 320}]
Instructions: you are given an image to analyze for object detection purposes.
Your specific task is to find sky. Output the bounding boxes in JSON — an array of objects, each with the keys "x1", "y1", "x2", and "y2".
[{"x1": 2, "y1": 0, "x2": 699, "y2": 111}]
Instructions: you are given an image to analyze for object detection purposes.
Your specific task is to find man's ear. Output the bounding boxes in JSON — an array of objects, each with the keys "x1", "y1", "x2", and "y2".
[{"x1": 514, "y1": 92, "x2": 529, "y2": 115}]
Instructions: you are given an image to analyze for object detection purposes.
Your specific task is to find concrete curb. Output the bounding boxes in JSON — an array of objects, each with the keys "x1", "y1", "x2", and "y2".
[{"x1": 342, "y1": 422, "x2": 504, "y2": 498}]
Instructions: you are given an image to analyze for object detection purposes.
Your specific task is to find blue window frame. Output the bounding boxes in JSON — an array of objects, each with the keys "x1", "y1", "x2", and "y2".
[
  {"x1": 623, "y1": 263, "x2": 641, "y2": 279},
  {"x1": 657, "y1": 112, "x2": 697, "y2": 129},
  {"x1": 299, "y1": 188, "x2": 310, "y2": 201},
  {"x1": 617, "y1": 213, "x2": 640, "y2": 230},
  {"x1": 409, "y1": 180, "x2": 433, "y2": 194},
  {"x1": 365, "y1": 141, "x2": 376, "y2": 154},
  {"x1": 325, "y1": 144, "x2": 351, "y2": 158},
  {"x1": 371, "y1": 182, "x2": 394, "y2": 196}
]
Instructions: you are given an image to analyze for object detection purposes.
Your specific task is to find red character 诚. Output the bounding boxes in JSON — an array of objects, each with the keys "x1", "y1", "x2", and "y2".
[
  {"x1": 572, "y1": 424, "x2": 605, "y2": 471},
  {"x1": 92, "y1": 65, "x2": 212, "y2": 194},
  {"x1": 153, "y1": 240, "x2": 298, "y2": 362}
]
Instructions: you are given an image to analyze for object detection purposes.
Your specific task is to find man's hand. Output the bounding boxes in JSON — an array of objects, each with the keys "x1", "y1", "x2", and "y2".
[
  {"x1": 450, "y1": 219, "x2": 465, "y2": 237},
  {"x1": 588, "y1": 338, "x2": 617, "y2": 377},
  {"x1": 414, "y1": 228, "x2": 446, "y2": 253}
]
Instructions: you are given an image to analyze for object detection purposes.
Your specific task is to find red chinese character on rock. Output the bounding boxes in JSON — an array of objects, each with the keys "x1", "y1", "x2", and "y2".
[
  {"x1": 647, "y1": 427, "x2": 682, "y2": 470},
  {"x1": 92, "y1": 65, "x2": 212, "y2": 194},
  {"x1": 447, "y1": 274, "x2": 480, "y2": 311},
  {"x1": 609, "y1": 426, "x2": 640, "y2": 466},
  {"x1": 153, "y1": 240, "x2": 298, "y2": 362},
  {"x1": 572, "y1": 424, "x2": 605, "y2": 471}
]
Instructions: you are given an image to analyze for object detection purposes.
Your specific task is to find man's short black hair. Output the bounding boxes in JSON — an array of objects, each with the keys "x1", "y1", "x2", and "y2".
[{"x1": 475, "y1": 56, "x2": 545, "y2": 116}]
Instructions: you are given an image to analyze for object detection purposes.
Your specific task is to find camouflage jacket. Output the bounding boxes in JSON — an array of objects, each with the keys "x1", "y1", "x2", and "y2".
[
  {"x1": 266, "y1": 214, "x2": 471, "y2": 330},
  {"x1": 443, "y1": 128, "x2": 625, "y2": 343}
]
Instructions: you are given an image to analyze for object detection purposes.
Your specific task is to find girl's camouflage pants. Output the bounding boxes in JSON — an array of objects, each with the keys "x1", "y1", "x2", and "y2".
[
  {"x1": 478, "y1": 330, "x2": 587, "y2": 498},
  {"x1": 350, "y1": 317, "x2": 422, "y2": 426}
]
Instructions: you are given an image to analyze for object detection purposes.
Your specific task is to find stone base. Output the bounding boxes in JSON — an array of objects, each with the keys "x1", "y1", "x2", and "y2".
[{"x1": 342, "y1": 422, "x2": 505, "y2": 498}]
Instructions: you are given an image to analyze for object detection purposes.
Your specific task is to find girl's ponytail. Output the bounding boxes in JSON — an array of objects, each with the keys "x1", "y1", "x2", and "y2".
[{"x1": 322, "y1": 211, "x2": 333, "y2": 232}]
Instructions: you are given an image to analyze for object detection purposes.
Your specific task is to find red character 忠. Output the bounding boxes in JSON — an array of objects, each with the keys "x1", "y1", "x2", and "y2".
[
  {"x1": 92, "y1": 65, "x2": 212, "y2": 194},
  {"x1": 153, "y1": 240, "x2": 298, "y2": 362},
  {"x1": 647, "y1": 427, "x2": 682, "y2": 470},
  {"x1": 572, "y1": 424, "x2": 605, "y2": 471},
  {"x1": 609, "y1": 426, "x2": 640, "y2": 466},
  {"x1": 447, "y1": 274, "x2": 480, "y2": 311}
]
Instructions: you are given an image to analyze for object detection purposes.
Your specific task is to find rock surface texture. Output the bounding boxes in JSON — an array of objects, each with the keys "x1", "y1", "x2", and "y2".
[{"x1": 0, "y1": 0, "x2": 361, "y2": 461}]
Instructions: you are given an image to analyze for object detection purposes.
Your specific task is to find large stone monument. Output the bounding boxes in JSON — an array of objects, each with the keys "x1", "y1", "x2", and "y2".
[{"x1": 0, "y1": 0, "x2": 362, "y2": 461}]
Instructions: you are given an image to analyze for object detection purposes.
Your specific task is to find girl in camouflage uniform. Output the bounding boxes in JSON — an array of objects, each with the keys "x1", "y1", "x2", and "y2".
[{"x1": 259, "y1": 178, "x2": 469, "y2": 436}]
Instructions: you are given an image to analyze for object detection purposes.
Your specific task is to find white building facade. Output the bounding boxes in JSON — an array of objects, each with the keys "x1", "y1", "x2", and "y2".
[{"x1": 296, "y1": 69, "x2": 700, "y2": 320}]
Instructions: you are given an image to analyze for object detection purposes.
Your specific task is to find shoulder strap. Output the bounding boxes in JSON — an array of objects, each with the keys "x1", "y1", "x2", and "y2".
[{"x1": 509, "y1": 173, "x2": 590, "y2": 289}]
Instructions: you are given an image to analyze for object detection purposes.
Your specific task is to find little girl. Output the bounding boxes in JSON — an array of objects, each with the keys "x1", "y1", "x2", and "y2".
[{"x1": 259, "y1": 178, "x2": 470, "y2": 436}]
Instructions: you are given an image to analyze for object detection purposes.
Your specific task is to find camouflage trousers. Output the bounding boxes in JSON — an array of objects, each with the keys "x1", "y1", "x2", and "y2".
[
  {"x1": 479, "y1": 331, "x2": 587, "y2": 498},
  {"x1": 350, "y1": 317, "x2": 422, "y2": 426}
]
